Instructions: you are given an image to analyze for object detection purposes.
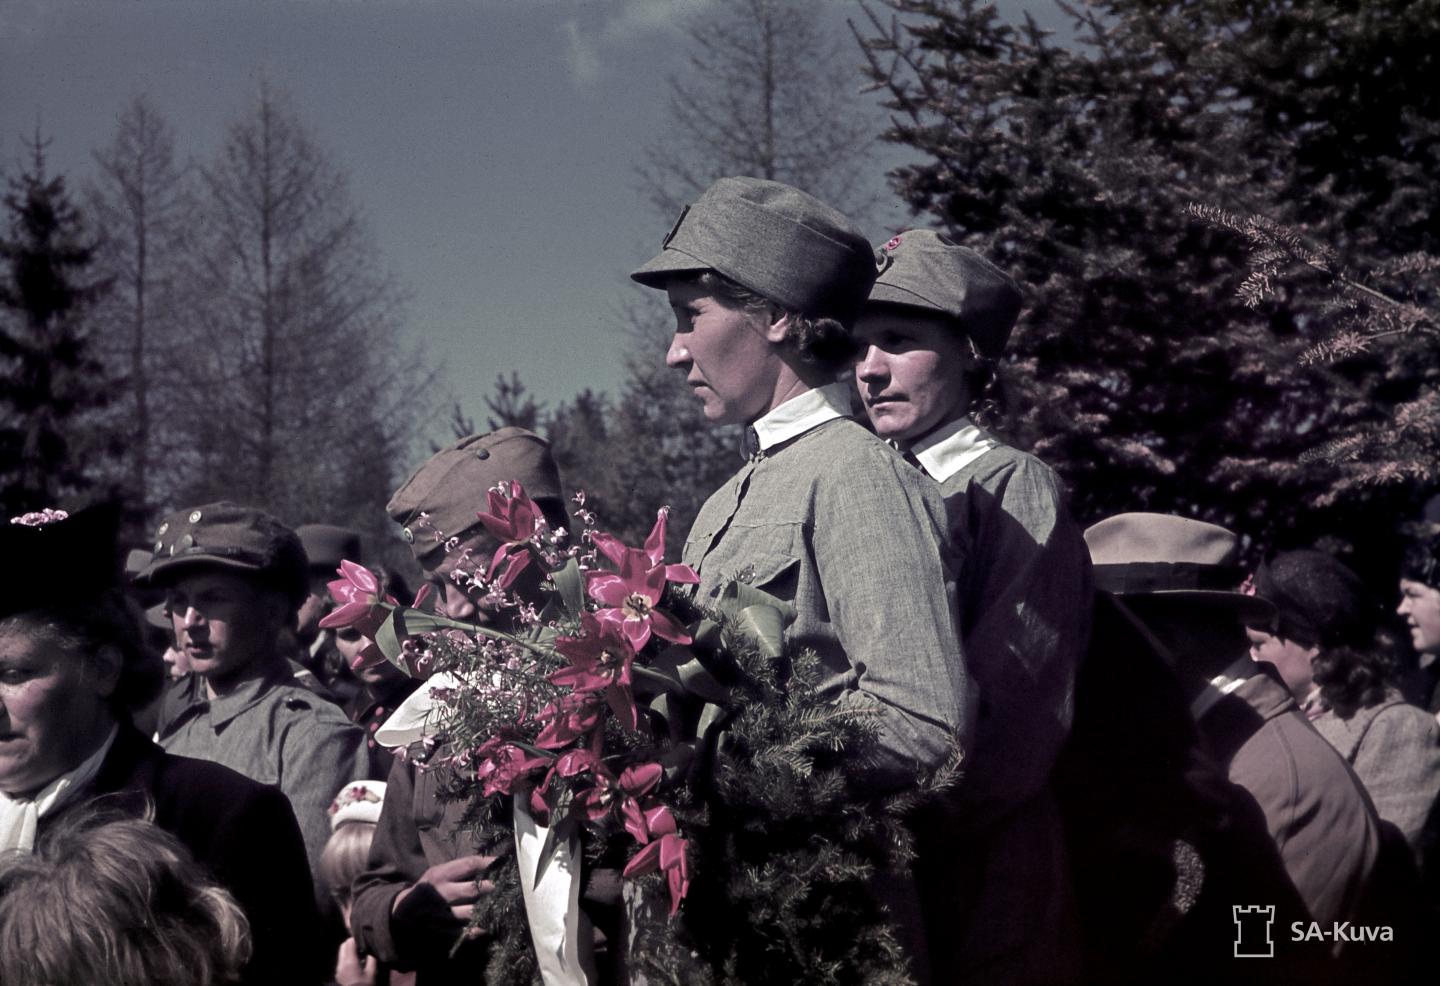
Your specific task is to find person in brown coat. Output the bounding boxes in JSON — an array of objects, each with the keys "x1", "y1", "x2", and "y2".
[
  {"x1": 348, "y1": 429, "x2": 610, "y2": 984},
  {"x1": 1085, "y1": 514, "x2": 1383, "y2": 931}
]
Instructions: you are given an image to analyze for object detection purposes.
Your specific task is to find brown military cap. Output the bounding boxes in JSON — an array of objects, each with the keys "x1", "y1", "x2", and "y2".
[
  {"x1": 1084, "y1": 512, "x2": 1273, "y2": 623},
  {"x1": 869, "y1": 229, "x2": 1022, "y2": 358},
  {"x1": 630, "y1": 176, "x2": 877, "y2": 327},
  {"x1": 139, "y1": 501, "x2": 309, "y2": 608},
  {"x1": 297, "y1": 524, "x2": 363, "y2": 573},
  {"x1": 386, "y1": 428, "x2": 563, "y2": 565}
]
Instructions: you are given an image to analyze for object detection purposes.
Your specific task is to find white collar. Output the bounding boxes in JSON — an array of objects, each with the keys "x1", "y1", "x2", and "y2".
[
  {"x1": 751, "y1": 382, "x2": 852, "y2": 452},
  {"x1": 907, "y1": 417, "x2": 998, "y2": 482}
]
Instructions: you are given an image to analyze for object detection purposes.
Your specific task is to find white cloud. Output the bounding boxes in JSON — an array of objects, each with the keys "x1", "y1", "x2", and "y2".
[
  {"x1": 562, "y1": 18, "x2": 602, "y2": 86},
  {"x1": 561, "y1": 0, "x2": 712, "y2": 87}
]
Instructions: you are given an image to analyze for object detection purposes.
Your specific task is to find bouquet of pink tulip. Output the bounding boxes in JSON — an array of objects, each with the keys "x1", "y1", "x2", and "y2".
[{"x1": 323, "y1": 482, "x2": 951, "y2": 986}]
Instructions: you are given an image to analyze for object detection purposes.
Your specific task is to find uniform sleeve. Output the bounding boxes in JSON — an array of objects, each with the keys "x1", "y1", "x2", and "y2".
[
  {"x1": 349, "y1": 755, "x2": 476, "y2": 966},
  {"x1": 278, "y1": 709, "x2": 372, "y2": 880},
  {"x1": 955, "y1": 455, "x2": 1091, "y2": 809},
  {"x1": 816, "y1": 445, "x2": 974, "y2": 788},
  {"x1": 1350, "y1": 705, "x2": 1440, "y2": 853}
]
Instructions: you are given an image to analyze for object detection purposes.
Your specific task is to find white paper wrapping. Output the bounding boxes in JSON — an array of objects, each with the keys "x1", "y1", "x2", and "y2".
[{"x1": 514, "y1": 800, "x2": 596, "y2": 986}]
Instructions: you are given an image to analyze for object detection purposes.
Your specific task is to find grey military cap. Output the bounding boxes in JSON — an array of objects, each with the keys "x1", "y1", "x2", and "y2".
[
  {"x1": 869, "y1": 229, "x2": 1022, "y2": 358},
  {"x1": 296, "y1": 524, "x2": 363, "y2": 574},
  {"x1": 630, "y1": 176, "x2": 877, "y2": 327},
  {"x1": 140, "y1": 501, "x2": 309, "y2": 609}
]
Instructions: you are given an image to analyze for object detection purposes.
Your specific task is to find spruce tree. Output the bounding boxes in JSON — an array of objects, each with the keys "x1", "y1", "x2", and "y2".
[
  {"x1": 0, "y1": 131, "x2": 115, "y2": 515},
  {"x1": 857, "y1": 0, "x2": 1440, "y2": 569}
]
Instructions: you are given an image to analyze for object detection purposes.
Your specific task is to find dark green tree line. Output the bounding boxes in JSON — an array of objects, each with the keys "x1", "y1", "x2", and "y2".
[
  {"x1": 856, "y1": 0, "x2": 1440, "y2": 570},
  {"x1": 0, "y1": 132, "x2": 118, "y2": 515}
]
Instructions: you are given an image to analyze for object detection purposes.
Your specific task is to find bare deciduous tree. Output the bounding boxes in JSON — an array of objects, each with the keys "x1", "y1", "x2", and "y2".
[
  {"x1": 88, "y1": 94, "x2": 191, "y2": 515},
  {"x1": 172, "y1": 86, "x2": 435, "y2": 531},
  {"x1": 637, "y1": 0, "x2": 880, "y2": 221}
]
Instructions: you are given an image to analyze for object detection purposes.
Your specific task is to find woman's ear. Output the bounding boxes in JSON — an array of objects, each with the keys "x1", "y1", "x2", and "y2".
[{"x1": 762, "y1": 310, "x2": 792, "y2": 344}]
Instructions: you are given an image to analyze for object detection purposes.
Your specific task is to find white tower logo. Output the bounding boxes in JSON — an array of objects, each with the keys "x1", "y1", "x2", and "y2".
[{"x1": 1232, "y1": 905, "x2": 1275, "y2": 958}]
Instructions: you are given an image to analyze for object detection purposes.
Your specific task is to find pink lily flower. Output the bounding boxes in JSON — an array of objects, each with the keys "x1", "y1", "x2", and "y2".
[
  {"x1": 551, "y1": 613, "x2": 640, "y2": 729},
  {"x1": 533, "y1": 693, "x2": 604, "y2": 750},
  {"x1": 585, "y1": 511, "x2": 697, "y2": 651},
  {"x1": 573, "y1": 762, "x2": 664, "y2": 843},
  {"x1": 474, "y1": 738, "x2": 550, "y2": 798},
  {"x1": 622, "y1": 804, "x2": 690, "y2": 916},
  {"x1": 529, "y1": 747, "x2": 604, "y2": 821},
  {"x1": 475, "y1": 481, "x2": 544, "y2": 590},
  {"x1": 591, "y1": 508, "x2": 700, "y2": 588}
]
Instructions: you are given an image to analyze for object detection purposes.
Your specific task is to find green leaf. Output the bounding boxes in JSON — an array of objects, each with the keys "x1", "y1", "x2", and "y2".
[
  {"x1": 373, "y1": 608, "x2": 407, "y2": 670},
  {"x1": 649, "y1": 646, "x2": 729, "y2": 703},
  {"x1": 552, "y1": 558, "x2": 586, "y2": 618},
  {"x1": 735, "y1": 603, "x2": 787, "y2": 659},
  {"x1": 719, "y1": 580, "x2": 794, "y2": 622}
]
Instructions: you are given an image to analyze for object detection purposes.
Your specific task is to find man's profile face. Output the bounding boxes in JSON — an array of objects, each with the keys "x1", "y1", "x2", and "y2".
[
  {"x1": 423, "y1": 528, "x2": 548, "y2": 626},
  {"x1": 167, "y1": 570, "x2": 282, "y2": 689}
]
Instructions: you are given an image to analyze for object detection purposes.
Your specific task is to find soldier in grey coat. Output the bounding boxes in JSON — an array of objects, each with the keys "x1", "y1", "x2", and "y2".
[
  {"x1": 853, "y1": 230, "x2": 1090, "y2": 985},
  {"x1": 632, "y1": 177, "x2": 971, "y2": 984},
  {"x1": 143, "y1": 502, "x2": 372, "y2": 901}
]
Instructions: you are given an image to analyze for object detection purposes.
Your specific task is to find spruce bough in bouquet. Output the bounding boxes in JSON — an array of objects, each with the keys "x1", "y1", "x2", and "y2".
[{"x1": 324, "y1": 482, "x2": 959, "y2": 985}]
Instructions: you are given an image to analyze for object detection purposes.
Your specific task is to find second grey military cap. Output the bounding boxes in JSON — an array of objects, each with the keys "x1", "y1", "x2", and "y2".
[
  {"x1": 140, "y1": 501, "x2": 309, "y2": 607},
  {"x1": 297, "y1": 524, "x2": 363, "y2": 572},
  {"x1": 386, "y1": 428, "x2": 563, "y2": 564},
  {"x1": 869, "y1": 229, "x2": 1022, "y2": 358},
  {"x1": 630, "y1": 176, "x2": 877, "y2": 327}
]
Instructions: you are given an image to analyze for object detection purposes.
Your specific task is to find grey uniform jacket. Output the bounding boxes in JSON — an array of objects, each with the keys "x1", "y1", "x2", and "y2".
[
  {"x1": 683, "y1": 415, "x2": 973, "y2": 787},
  {"x1": 157, "y1": 663, "x2": 372, "y2": 883}
]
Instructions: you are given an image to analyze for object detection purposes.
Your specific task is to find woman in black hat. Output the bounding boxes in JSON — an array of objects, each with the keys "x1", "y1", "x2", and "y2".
[
  {"x1": 0, "y1": 505, "x2": 327, "y2": 984},
  {"x1": 1251, "y1": 549, "x2": 1440, "y2": 859}
]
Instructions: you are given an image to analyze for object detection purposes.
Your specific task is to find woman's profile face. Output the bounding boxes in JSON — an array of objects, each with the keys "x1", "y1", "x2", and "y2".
[
  {"x1": 665, "y1": 280, "x2": 783, "y2": 426},
  {"x1": 853, "y1": 307, "x2": 972, "y2": 446},
  {"x1": 0, "y1": 622, "x2": 117, "y2": 797},
  {"x1": 1398, "y1": 579, "x2": 1440, "y2": 655},
  {"x1": 1245, "y1": 627, "x2": 1319, "y2": 701}
]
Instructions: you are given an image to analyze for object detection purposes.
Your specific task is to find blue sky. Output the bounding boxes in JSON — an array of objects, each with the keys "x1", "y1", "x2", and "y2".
[{"x1": 0, "y1": 0, "x2": 1045, "y2": 434}]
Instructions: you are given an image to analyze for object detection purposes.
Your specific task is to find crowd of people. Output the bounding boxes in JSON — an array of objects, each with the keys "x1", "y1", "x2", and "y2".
[{"x1": 0, "y1": 176, "x2": 1437, "y2": 985}]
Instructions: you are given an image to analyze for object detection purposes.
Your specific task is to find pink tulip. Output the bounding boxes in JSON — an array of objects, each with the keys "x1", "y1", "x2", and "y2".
[
  {"x1": 474, "y1": 481, "x2": 545, "y2": 590},
  {"x1": 551, "y1": 613, "x2": 640, "y2": 729},
  {"x1": 584, "y1": 513, "x2": 697, "y2": 651},
  {"x1": 622, "y1": 805, "x2": 690, "y2": 917},
  {"x1": 534, "y1": 693, "x2": 604, "y2": 750}
]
